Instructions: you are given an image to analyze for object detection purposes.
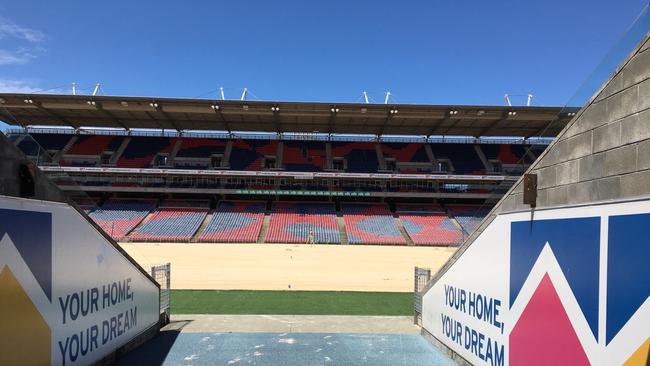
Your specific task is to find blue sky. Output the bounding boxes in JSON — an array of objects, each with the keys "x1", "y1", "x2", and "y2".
[{"x1": 0, "y1": 0, "x2": 647, "y2": 107}]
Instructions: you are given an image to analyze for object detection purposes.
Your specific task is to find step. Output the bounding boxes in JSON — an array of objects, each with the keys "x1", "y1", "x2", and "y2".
[
  {"x1": 191, "y1": 212, "x2": 213, "y2": 243},
  {"x1": 123, "y1": 209, "x2": 156, "y2": 242},
  {"x1": 337, "y1": 215, "x2": 349, "y2": 245},
  {"x1": 395, "y1": 216, "x2": 414, "y2": 246},
  {"x1": 257, "y1": 214, "x2": 271, "y2": 243}
]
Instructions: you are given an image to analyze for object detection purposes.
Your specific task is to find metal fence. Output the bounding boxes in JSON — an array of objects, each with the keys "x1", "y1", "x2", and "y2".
[
  {"x1": 414, "y1": 266, "x2": 432, "y2": 325},
  {"x1": 150, "y1": 263, "x2": 171, "y2": 325}
]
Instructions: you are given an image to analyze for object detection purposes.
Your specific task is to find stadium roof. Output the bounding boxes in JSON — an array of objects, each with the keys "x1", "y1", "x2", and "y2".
[{"x1": 0, "y1": 93, "x2": 578, "y2": 137}]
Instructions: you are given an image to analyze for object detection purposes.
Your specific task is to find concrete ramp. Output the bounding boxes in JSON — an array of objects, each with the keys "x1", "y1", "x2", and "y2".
[{"x1": 421, "y1": 24, "x2": 650, "y2": 366}]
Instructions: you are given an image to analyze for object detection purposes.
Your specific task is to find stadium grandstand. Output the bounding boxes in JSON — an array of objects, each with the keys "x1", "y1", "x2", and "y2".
[{"x1": 0, "y1": 93, "x2": 576, "y2": 246}]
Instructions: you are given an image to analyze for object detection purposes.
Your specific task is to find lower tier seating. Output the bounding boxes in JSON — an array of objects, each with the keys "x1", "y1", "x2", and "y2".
[
  {"x1": 198, "y1": 201, "x2": 266, "y2": 243},
  {"x1": 447, "y1": 205, "x2": 486, "y2": 235},
  {"x1": 266, "y1": 202, "x2": 340, "y2": 244},
  {"x1": 343, "y1": 204, "x2": 406, "y2": 245},
  {"x1": 88, "y1": 199, "x2": 155, "y2": 241},
  {"x1": 400, "y1": 213, "x2": 463, "y2": 245},
  {"x1": 129, "y1": 208, "x2": 207, "y2": 242}
]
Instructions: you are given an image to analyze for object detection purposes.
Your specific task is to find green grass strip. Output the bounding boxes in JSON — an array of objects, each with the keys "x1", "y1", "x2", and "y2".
[{"x1": 171, "y1": 290, "x2": 413, "y2": 316}]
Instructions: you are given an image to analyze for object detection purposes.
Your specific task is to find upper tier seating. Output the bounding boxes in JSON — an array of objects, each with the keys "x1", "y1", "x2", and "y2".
[
  {"x1": 229, "y1": 140, "x2": 278, "y2": 170},
  {"x1": 15, "y1": 136, "x2": 42, "y2": 157},
  {"x1": 129, "y1": 207, "x2": 207, "y2": 242},
  {"x1": 282, "y1": 141, "x2": 327, "y2": 171},
  {"x1": 381, "y1": 142, "x2": 430, "y2": 163},
  {"x1": 429, "y1": 143, "x2": 485, "y2": 174},
  {"x1": 29, "y1": 133, "x2": 71, "y2": 152},
  {"x1": 342, "y1": 204, "x2": 406, "y2": 245},
  {"x1": 65, "y1": 135, "x2": 125, "y2": 156},
  {"x1": 175, "y1": 138, "x2": 228, "y2": 158},
  {"x1": 198, "y1": 201, "x2": 266, "y2": 243},
  {"x1": 88, "y1": 199, "x2": 155, "y2": 241},
  {"x1": 447, "y1": 205, "x2": 487, "y2": 235},
  {"x1": 266, "y1": 202, "x2": 340, "y2": 244},
  {"x1": 117, "y1": 137, "x2": 177, "y2": 168},
  {"x1": 16, "y1": 132, "x2": 545, "y2": 177},
  {"x1": 480, "y1": 144, "x2": 532, "y2": 165},
  {"x1": 400, "y1": 213, "x2": 463, "y2": 246},
  {"x1": 331, "y1": 142, "x2": 378, "y2": 173}
]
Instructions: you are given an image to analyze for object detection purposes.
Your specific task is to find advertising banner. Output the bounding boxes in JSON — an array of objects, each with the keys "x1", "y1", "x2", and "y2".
[
  {"x1": 0, "y1": 196, "x2": 160, "y2": 365},
  {"x1": 422, "y1": 199, "x2": 650, "y2": 365}
]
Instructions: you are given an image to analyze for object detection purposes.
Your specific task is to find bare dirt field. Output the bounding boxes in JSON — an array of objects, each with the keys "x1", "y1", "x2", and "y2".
[{"x1": 121, "y1": 243, "x2": 456, "y2": 292}]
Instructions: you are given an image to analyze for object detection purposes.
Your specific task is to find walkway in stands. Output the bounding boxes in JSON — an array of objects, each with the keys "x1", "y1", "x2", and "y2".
[{"x1": 114, "y1": 315, "x2": 453, "y2": 366}]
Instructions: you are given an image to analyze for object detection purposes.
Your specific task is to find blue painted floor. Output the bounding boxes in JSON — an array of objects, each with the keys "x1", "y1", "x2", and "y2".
[{"x1": 115, "y1": 332, "x2": 454, "y2": 366}]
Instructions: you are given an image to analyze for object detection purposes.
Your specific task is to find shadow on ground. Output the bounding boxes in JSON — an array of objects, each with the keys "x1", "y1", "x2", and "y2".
[{"x1": 113, "y1": 320, "x2": 191, "y2": 366}]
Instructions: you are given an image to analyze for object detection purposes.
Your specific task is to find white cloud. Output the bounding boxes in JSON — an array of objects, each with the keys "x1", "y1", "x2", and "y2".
[
  {"x1": 0, "y1": 17, "x2": 45, "y2": 43},
  {"x1": 0, "y1": 79, "x2": 42, "y2": 93},
  {"x1": 0, "y1": 17, "x2": 46, "y2": 65},
  {"x1": 0, "y1": 49, "x2": 37, "y2": 65}
]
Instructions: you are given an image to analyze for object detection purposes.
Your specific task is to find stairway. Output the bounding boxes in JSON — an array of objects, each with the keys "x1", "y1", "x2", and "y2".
[
  {"x1": 257, "y1": 214, "x2": 271, "y2": 243},
  {"x1": 395, "y1": 216, "x2": 414, "y2": 246},
  {"x1": 54, "y1": 135, "x2": 78, "y2": 163},
  {"x1": 337, "y1": 215, "x2": 349, "y2": 244},
  {"x1": 191, "y1": 212, "x2": 213, "y2": 242},
  {"x1": 122, "y1": 210, "x2": 155, "y2": 242}
]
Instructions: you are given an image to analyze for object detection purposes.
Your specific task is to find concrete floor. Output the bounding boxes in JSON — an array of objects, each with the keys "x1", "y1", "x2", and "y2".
[
  {"x1": 114, "y1": 315, "x2": 453, "y2": 366},
  {"x1": 169, "y1": 314, "x2": 421, "y2": 334}
]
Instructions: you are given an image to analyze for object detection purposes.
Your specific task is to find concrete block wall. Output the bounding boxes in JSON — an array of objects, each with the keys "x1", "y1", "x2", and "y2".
[
  {"x1": 500, "y1": 33, "x2": 650, "y2": 211},
  {"x1": 427, "y1": 32, "x2": 650, "y2": 286}
]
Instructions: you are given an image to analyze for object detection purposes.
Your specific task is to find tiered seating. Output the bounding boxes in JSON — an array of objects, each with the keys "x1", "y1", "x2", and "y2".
[
  {"x1": 15, "y1": 136, "x2": 42, "y2": 156},
  {"x1": 397, "y1": 204, "x2": 462, "y2": 246},
  {"x1": 282, "y1": 141, "x2": 326, "y2": 171},
  {"x1": 30, "y1": 133, "x2": 71, "y2": 153},
  {"x1": 65, "y1": 135, "x2": 124, "y2": 155},
  {"x1": 447, "y1": 205, "x2": 487, "y2": 235},
  {"x1": 117, "y1": 137, "x2": 177, "y2": 168},
  {"x1": 229, "y1": 140, "x2": 278, "y2": 170},
  {"x1": 88, "y1": 199, "x2": 155, "y2": 241},
  {"x1": 480, "y1": 144, "x2": 532, "y2": 165},
  {"x1": 381, "y1": 143, "x2": 430, "y2": 163},
  {"x1": 331, "y1": 142, "x2": 378, "y2": 173},
  {"x1": 429, "y1": 143, "x2": 485, "y2": 174},
  {"x1": 73, "y1": 196, "x2": 99, "y2": 211},
  {"x1": 175, "y1": 138, "x2": 228, "y2": 158},
  {"x1": 198, "y1": 201, "x2": 266, "y2": 243},
  {"x1": 342, "y1": 204, "x2": 406, "y2": 245},
  {"x1": 129, "y1": 207, "x2": 207, "y2": 242},
  {"x1": 266, "y1": 202, "x2": 340, "y2": 244}
]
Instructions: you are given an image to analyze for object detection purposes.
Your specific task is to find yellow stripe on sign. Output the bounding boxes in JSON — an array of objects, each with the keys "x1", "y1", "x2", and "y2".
[
  {"x1": 0, "y1": 266, "x2": 51, "y2": 366},
  {"x1": 624, "y1": 337, "x2": 650, "y2": 366}
]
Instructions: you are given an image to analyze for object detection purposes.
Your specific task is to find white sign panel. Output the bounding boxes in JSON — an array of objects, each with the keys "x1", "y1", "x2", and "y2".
[
  {"x1": 0, "y1": 195, "x2": 160, "y2": 366},
  {"x1": 422, "y1": 199, "x2": 650, "y2": 366}
]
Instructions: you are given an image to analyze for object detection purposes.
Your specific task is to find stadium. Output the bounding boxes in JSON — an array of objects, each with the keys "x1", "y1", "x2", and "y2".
[
  {"x1": 2, "y1": 98, "x2": 575, "y2": 291},
  {"x1": 1, "y1": 2, "x2": 649, "y2": 366}
]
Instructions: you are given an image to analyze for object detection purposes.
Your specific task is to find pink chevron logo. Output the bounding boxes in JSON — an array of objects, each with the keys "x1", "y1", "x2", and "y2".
[{"x1": 510, "y1": 274, "x2": 590, "y2": 365}]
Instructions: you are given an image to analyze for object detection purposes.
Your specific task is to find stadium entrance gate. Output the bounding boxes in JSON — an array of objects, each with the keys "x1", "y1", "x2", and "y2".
[
  {"x1": 413, "y1": 266, "x2": 432, "y2": 325},
  {"x1": 151, "y1": 263, "x2": 171, "y2": 324}
]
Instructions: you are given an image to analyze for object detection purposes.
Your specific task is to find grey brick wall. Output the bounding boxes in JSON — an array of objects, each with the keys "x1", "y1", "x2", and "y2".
[
  {"x1": 426, "y1": 31, "x2": 650, "y2": 288},
  {"x1": 505, "y1": 34, "x2": 650, "y2": 210}
]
